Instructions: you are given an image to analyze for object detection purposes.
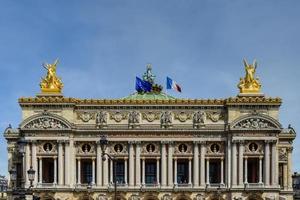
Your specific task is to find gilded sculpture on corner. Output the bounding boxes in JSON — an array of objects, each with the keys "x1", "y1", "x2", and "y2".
[
  {"x1": 238, "y1": 59, "x2": 262, "y2": 94},
  {"x1": 40, "y1": 59, "x2": 63, "y2": 94}
]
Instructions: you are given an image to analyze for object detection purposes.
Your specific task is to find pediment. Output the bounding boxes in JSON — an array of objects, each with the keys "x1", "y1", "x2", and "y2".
[
  {"x1": 20, "y1": 112, "x2": 72, "y2": 130},
  {"x1": 231, "y1": 114, "x2": 281, "y2": 130}
]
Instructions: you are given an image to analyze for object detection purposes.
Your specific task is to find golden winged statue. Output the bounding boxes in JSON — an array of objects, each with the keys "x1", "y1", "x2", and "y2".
[
  {"x1": 238, "y1": 59, "x2": 261, "y2": 94},
  {"x1": 40, "y1": 59, "x2": 63, "y2": 94}
]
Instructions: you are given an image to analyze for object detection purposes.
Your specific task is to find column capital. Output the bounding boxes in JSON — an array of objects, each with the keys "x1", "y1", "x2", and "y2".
[
  {"x1": 161, "y1": 141, "x2": 173, "y2": 144},
  {"x1": 28, "y1": 140, "x2": 38, "y2": 144},
  {"x1": 173, "y1": 157, "x2": 177, "y2": 160},
  {"x1": 53, "y1": 156, "x2": 58, "y2": 159},
  {"x1": 286, "y1": 147, "x2": 293, "y2": 153},
  {"x1": 259, "y1": 156, "x2": 263, "y2": 160},
  {"x1": 193, "y1": 141, "x2": 200, "y2": 144},
  {"x1": 57, "y1": 140, "x2": 65, "y2": 144},
  {"x1": 199, "y1": 141, "x2": 207, "y2": 145},
  {"x1": 156, "y1": 157, "x2": 160, "y2": 160},
  {"x1": 92, "y1": 157, "x2": 96, "y2": 160}
]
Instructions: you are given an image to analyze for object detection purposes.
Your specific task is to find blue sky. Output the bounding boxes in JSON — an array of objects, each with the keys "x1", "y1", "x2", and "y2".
[{"x1": 0, "y1": 0, "x2": 300, "y2": 176}]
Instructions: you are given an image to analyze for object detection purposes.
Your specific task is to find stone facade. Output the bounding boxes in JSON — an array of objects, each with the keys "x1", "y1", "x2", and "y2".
[
  {"x1": 4, "y1": 94, "x2": 296, "y2": 200},
  {"x1": 3, "y1": 62, "x2": 296, "y2": 200}
]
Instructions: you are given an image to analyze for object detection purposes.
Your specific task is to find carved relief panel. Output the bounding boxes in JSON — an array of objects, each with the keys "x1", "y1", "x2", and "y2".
[{"x1": 37, "y1": 141, "x2": 57, "y2": 155}]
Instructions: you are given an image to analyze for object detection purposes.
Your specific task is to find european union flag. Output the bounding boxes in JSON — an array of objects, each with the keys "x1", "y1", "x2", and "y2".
[{"x1": 135, "y1": 77, "x2": 152, "y2": 92}]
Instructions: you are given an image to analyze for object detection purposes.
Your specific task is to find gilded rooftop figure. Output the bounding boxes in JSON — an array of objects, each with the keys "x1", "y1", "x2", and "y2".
[
  {"x1": 238, "y1": 59, "x2": 262, "y2": 94},
  {"x1": 40, "y1": 59, "x2": 63, "y2": 94}
]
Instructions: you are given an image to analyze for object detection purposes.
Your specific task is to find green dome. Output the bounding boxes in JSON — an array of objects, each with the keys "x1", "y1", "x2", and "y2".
[{"x1": 122, "y1": 92, "x2": 176, "y2": 100}]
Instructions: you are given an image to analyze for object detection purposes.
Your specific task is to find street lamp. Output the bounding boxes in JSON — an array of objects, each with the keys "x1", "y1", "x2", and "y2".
[
  {"x1": 27, "y1": 166, "x2": 35, "y2": 188},
  {"x1": 99, "y1": 135, "x2": 117, "y2": 200}
]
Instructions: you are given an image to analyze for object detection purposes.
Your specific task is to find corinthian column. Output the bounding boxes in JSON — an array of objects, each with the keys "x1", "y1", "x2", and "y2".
[
  {"x1": 135, "y1": 142, "x2": 141, "y2": 186},
  {"x1": 167, "y1": 142, "x2": 173, "y2": 186},
  {"x1": 58, "y1": 141, "x2": 64, "y2": 185},
  {"x1": 161, "y1": 142, "x2": 167, "y2": 186},
  {"x1": 271, "y1": 141, "x2": 278, "y2": 186},
  {"x1": 238, "y1": 141, "x2": 244, "y2": 186},
  {"x1": 31, "y1": 141, "x2": 37, "y2": 186},
  {"x1": 287, "y1": 147, "x2": 293, "y2": 189},
  {"x1": 200, "y1": 141, "x2": 206, "y2": 187},
  {"x1": 193, "y1": 142, "x2": 199, "y2": 187},
  {"x1": 25, "y1": 142, "x2": 30, "y2": 187},
  {"x1": 232, "y1": 141, "x2": 237, "y2": 186},
  {"x1": 128, "y1": 142, "x2": 135, "y2": 186},
  {"x1": 264, "y1": 140, "x2": 270, "y2": 186},
  {"x1": 96, "y1": 141, "x2": 102, "y2": 186},
  {"x1": 64, "y1": 141, "x2": 70, "y2": 186}
]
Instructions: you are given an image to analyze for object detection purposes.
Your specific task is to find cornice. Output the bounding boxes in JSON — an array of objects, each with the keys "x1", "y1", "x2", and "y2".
[{"x1": 18, "y1": 95, "x2": 282, "y2": 107}]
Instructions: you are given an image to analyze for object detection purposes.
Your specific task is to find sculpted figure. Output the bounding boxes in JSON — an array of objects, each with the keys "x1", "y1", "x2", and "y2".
[
  {"x1": 40, "y1": 59, "x2": 63, "y2": 93},
  {"x1": 193, "y1": 111, "x2": 206, "y2": 128},
  {"x1": 129, "y1": 111, "x2": 140, "y2": 124},
  {"x1": 161, "y1": 111, "x2": 172, "y2": 128},
  {"x1": 96, "y1": 111, "x2": 107, "y2": 128},
  {"x1": 238, "y1": 59, "x2": 261, "y2": 94}
]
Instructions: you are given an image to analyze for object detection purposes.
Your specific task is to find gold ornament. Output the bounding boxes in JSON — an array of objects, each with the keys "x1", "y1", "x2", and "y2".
[
  {"x1": 238, "y1": 59, "x2": 261, "y2": 94},
  {"x1": 40, "y1": 59, "x2": 63, "y2": 94}
]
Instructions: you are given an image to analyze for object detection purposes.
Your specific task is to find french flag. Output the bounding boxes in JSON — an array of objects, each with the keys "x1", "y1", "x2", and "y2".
[{"x1": 166, "y1": 77, "x2": 182, "y2": 92}]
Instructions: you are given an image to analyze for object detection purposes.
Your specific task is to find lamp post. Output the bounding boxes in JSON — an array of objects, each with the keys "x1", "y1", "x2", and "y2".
[
  {"x1": 9, "y1": 138, "x2": 39, "y2": 200},
  {"x1": 99, "y1": 135, "x2": 117, "y2": 200}
]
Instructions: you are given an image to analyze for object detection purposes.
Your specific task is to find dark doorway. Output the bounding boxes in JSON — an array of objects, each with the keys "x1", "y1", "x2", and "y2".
[
  {"x1": 209, "y1": 159, "x2": 221, "y2": 184},
  {"x1": 177, "y1": 159, "x2": 189, "y2": 184},
  {"x1": 42, "y1": 158, "x2": 54, "y2": 183},
  {"x1": 247, "y1": 158, "x2": 259, "y2": 183}
]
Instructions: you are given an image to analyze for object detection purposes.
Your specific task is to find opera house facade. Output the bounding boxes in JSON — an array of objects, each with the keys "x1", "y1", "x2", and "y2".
[{"x1": 4, "y1": 60, "x2": 296, "y2": 200}]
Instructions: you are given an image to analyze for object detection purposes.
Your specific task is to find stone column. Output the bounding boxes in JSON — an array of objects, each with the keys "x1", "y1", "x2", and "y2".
[
  {"x1": 92, "y1": 158, "x2": 95, "y2": 185},
  {"x1": 238, "y1": 141, "x2": 244, "y2": 186},
  {"x1": 287, "y1": 147, "x2": 293, "y2": 189},
  {"x1": 193, "y1": 142, "x2": 199, "y2": 187},
  {"x1": 128, "y1": 142, "x2": 134, "y2": 186},
  {"x1": 271, "y1": 141, "x2": 277, "y2": 186},
  {"x1": 264, "y1": 141, "x2": 270, "y2": 186},
  {"x1": 38, "y1": 158, "x2": 42, "y2": 184},
  {"x1": 221, "y1": 158, "x2": 224, "y2": 185},
  {"x1": 77, "y1": 158, "x2": 81, "y2": 184},
  {"x1": 69, "y1": 139, "x2": 76, "y2": 186},
  {"x1": 96, "y1": 141, "x2": 102, "y2": 186},
  {"x1": 167, "y1": 142, "x2": 173, "y2": 186},
  {"x1": 232, "y1": 141, "x2": 237, "y2": 186},
  {"x1": 200, "y1": 141, "x2": 206, "y2": 187},
  {"x1": 283, "y1": 163, "x2": 288, "y2": 189},
  {"x1": 103, "y1": 149, "x2": 109, "y2": 186},
  {"x1": 206, "y1": 158, "x2": 210, "y2": 185},
  {"x1": 174, "y1": 158, "x2": 177, "y2": 185},
  {"x1": 135, "y1": 142, "x2": 141, "y2": 186},
  {"x1": 110, "y1": 159, "x2": 113, "y2": 183},
  {"x1": 124, "y1": 158, "x2": 128, "y2": 185},
  {"x1": 64, "y1": 141, "x2": 70, "y2": 186},
  {"x1": 25, "y1": 142, "x2": 31, "y2": 187},
  {"x1": 58, "y1": 141, "x2": 64, "y2": 185},
  {"x1": 54, "y1": 157, "x2": 57, "y2": 184},
  {"x1": 31, "y1": 141, "x2": 37, "y2": 186},
  {"x1": 156, "y1": 158, "x2": 160, "y2": 185},
  {"x1": 244, "y1": 157, "x2": 248, "y2": 184},
  {"x1": 161, "y1": 142, "x2": 167, "y2": 186},
  {"x1": 142, "y1": 158, "x2": 145, "y2": 185},
  {"x1": 226, "y1": 139, "x2": 231, "y2": 187},
  {"x1": 259, "y1": 156, "x2": 263, "y2": 184},
  {"x1": 188, "y1": 158, "x2": 192, "y2": 185}
]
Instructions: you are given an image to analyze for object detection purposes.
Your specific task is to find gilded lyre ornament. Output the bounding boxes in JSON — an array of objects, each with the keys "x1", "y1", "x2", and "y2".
[
  {"x1": 238, "y1": 59, "x2": 261, "y2": 94},
  {"x1": 40, "y1": 59, "x2": 63, "y2": 94}
]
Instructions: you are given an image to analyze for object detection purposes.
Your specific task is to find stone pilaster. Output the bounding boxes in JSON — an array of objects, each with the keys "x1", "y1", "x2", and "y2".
[
  {"x1": 161, "y1": 141, "x2": 167, "y2": 186},
  {"x1": 193, "y1": 141, "x2": 199, "y2": 187},
  {"x1": 200, "y1": 141, "x2": 206, "y2": 187},
  {"x1": 264, "y1": 140, "x2": 270, "y2": 186}
]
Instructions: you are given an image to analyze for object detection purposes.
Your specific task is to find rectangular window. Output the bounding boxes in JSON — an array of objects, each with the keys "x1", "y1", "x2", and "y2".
[
  {"x1": 145, "y1": 160, "x2": 157, "y2": 184},
  {"x1": 81, "y1": 159, "x2": 92, "y2": 184},
  {"x1": 209, "y1": 159, "x2": 221, "y2": 184},
  {"x1": 177, "y1": 159, "x2": 189, "y2": 184},
  {"x1": 42, "y1": 158, "x2": 54, "y2": 183},
  {"x1": 115, "y1": 160, "x2": 125, "y2": 184},
  {"x1": 247, "y1": 158, "x2": 259, "y2": 183}
]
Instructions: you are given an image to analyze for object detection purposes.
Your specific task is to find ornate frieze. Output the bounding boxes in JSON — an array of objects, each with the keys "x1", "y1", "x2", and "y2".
[
  {"x1": 279, "y1": 148, "x2": 288, "y2": 162},
  {"x1": 174, "y1": 111, "x2": 192, "y2": 122},
  {"x1": 233, "y1": 118, "x2": 276, "y2": 129},
  {"x1": 24, "y1": 117, "x2": 68, "y2": 129},
  {"x1": 141, "y1": 143, "x2": 160, "y2": 154},
  {"x1": 141, "y1": 111, "x2": 160, "y2": 122},
  {"x1": 206, "y1": 111, "x2": 223, "y2": 122},
  {"x1": 244, "y1": 141, "x2": 264, "y2": 155},
  {"x1": 77, "y1": 111, "x2": 95, "y2": 122},
  {"x1": 75, "y1": 142, "x2": 96, "y2": 155},
  {"x1": 110, "y1": 111, "x2": 128, "y2": 122},
  {"x1": 193, "y1": 111, "x2": 206, "y2": 128},
  {"x1": 38, "y1": 142, "x2": 57, "y2": 154}
]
